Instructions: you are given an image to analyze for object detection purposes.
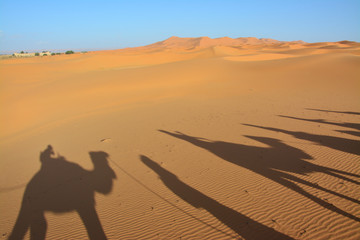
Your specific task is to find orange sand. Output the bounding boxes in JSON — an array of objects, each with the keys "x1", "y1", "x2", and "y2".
[{"x1": 1, "y1": 37, "x2": 359, "y2": 239}]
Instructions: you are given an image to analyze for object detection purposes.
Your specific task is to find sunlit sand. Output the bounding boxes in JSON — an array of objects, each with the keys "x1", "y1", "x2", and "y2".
[{"x1": 1, "y1": 37, "x2": 359, "y2": 239}]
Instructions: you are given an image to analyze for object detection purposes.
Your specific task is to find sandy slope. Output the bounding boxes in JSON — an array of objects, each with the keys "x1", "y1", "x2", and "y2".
[{"x1": 0, "y1": 37, "x2": 359, "y2": 239}]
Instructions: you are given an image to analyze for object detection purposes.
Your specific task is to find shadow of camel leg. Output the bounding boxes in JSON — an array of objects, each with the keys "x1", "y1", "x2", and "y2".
[
  {"x1": 326, "y1": 167, "x2": 360, "y2": 178},
  {"x1": 284, "y1": 173, "x2": 360, "y2": 204},
  {"x1": 318, "y1": 166, "x2": 360, "y2": 184},
  {"x1": 77, "y1": 206, "x2": 107, "y2": 240},
  {"x1": 29, "y1": 212, "x2": 47, "y2": 240},
  {"x1": 276, "y1": 174, "x2": 360, "y2": 222},
  {"x1": 326, "y1": 171, "x2": 359, "y2": 185},
  {"x1": 8, "y1": 204, "x2": 31, "y2": 240}
]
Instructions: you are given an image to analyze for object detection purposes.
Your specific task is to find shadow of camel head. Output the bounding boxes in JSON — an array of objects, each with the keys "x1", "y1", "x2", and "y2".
[
  {"x1": 89, "y1": 151, "x2": 117, "y2": 194},
  {"x1": 8, "y1": 145, "x2": 116, "y2": 240}
]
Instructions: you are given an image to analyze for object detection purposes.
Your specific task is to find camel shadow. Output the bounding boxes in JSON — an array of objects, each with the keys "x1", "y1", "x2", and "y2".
[
  {"x1": 305, "y1": 108, "x2": 360, "y2": 116},
  {"x1": 278, "y1": 114, "x2": 360, "y2": 139},
  {"x1": 159, "y1": 130, "x2": 360, "y2": 222},
  {"x1": 278, "y1": 115, "x2": 360, "y2": 132},
  {"x1": 244, "y1": 123, "x2": 360, "y2": 156},
  {"x1": 335, "y1": 130, "x2": 360, "y2": 137},
  {"x1": 141, "y1": 155, "x2": 293, "y2": 240},
  {"x1": 8, "y1": 145, "x2": 116, "y2": 240}
]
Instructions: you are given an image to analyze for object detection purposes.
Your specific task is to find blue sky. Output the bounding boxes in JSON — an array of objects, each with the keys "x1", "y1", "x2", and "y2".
[{"x1": 0, "y1": 0, "x2": 359, "y2": 53}]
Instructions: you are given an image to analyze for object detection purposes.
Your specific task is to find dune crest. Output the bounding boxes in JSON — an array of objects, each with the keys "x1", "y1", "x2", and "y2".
[{"x1": 143, "y1": 36, "x2": 294, "y2": 50}]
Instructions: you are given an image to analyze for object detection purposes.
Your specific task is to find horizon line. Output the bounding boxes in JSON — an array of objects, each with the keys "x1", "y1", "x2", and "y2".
[{"x1": 1, "y1": 35, "x2": 358, "y2": 55}]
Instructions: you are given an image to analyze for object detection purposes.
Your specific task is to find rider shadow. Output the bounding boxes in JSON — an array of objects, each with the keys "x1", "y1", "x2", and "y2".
[
  {"x1": 141, "y1": 155, "x2": 294, "y2": 240},
  {"x1": 159, "y1": 130, "x2": 360, "y2": 222},
  {"x1": 8, "y1": 145, "x2": 116, "y2": 240}
]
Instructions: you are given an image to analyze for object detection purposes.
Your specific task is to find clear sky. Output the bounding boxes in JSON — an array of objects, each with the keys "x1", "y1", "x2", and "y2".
[{"x1": 0, "y1": 0, "x2": 359, "y2": 53}]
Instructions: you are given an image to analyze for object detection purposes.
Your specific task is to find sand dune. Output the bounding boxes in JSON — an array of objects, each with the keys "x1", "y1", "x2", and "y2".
[
  {"x1": 0, "y1": 37, "x2": 359, "y2": 239},
  {"x1": 142, "y1": 36, "x2": 305, "y2": 50}
]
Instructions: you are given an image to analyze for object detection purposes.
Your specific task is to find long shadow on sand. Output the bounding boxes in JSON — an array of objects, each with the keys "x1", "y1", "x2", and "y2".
[
  {"x1": 279, "y1": 115, "x2": 360, "y2": 132},
  {"x1": 244, "y1": 123, "x2": 360, "y2": 156},
  {"x1": 8, "y1": 145, "x2": 116, "y2": 240},
  {"x1": 336, "y1": 130, "x2": 360, "y2": 137},
  {"x1": 278, "y1": 114, "x2": 360, "y2": 138},
  {"x1": 159, "y1": 130, "x2": 360, "y2": 222},
  {"x1": 141, "y1": 155, "x2": 293, "y2": 240},
  {"x1": 306, "y1": 108, "x2": 360, "y2": 116}
]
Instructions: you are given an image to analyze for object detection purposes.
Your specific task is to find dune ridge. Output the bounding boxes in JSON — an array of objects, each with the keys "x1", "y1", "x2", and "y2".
[{"x1": 142, "y1": 36, "x2": 305, "y2": 50}]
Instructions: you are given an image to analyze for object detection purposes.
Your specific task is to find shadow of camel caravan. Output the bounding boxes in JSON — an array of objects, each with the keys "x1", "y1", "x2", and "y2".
[
  {"x1": 8, "y1": 145, "x2": 116, "y2": 240},
  {"x1": 159, "y1": 130, "x2": 360, "y2": 222}
]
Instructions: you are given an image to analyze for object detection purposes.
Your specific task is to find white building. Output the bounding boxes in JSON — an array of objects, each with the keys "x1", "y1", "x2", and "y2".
[
  {"x1": 39, "y1": 51, "x2": 51, "y2": 56},
  {"x1": 13, "y1": 51, "x2": 52, "y2": 57},
  {"x1": 13, "y1": 52, "x2": 35, "y2": 57}
]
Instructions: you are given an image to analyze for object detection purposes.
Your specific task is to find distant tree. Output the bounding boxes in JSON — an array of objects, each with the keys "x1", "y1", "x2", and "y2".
[
  {"x1": 42, "y1": 51, "x2": 46, "y2": 53},
  {"x1": 20, "y1": 51, "x2": 24, "y2": 54},
  {"x1": 56, "y1": 53, "x2": 61, "y2": 55},
  {"x1": 51, "y1": 53, "x2": 55, "y2": 56},
  {"x1": 43, "y1": 54, "x2": 47, "y2": 56},
  {"x1": 65, "y1": 50, "x2": 74, "y2": 54},
  {"x1": 81, "y1": 51, "x2": 88, "y2": 53},
  {"x1": 12, "y1": 54, "x2": 15, "y2": 56},
  {"x1": 35, "y1": 52, "x2": 40, "y2": 56}
]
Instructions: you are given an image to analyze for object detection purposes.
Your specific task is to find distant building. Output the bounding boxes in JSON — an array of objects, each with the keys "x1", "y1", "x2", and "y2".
[
  {"x1": 13, "y1": 51, "x2": 52, "y2": 57},
  {"x1": 39, "y1": 51, "x2": 51, "y2": 56},
  {"x1": 13, "y1": 52, "x2": 35, "y2": 57}
]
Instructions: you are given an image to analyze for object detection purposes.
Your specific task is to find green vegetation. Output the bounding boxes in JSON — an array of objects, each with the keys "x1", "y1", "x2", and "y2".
[
  {"x1": 20, "y1": 51, "x2": 24, "y2": 54},
  {"x1": 51, "y1": 53, "x2": 55, "y2": 56},
  {"x1": 43, "y1": 54, "x2": 47, "y2": 56},
  {"x1": 0, "y1": 54, "x2": 14, "y2": 59},
  {"x1": 65, "y1": 50, "x2": 74, "y2": 54},
  {"x1": 56, "y1": 53, "x2": 61, "y2": 55},
  {"x1": 35, "y1": 52, "x2": 39, "y2": 56}
]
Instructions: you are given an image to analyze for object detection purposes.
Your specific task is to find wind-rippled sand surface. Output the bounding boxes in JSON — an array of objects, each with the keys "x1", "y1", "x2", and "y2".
[{"x1": 1, "y1": 37, "x2": 359, "y2": 239}]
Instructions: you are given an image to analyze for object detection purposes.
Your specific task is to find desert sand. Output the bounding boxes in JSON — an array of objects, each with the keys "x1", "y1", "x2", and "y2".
[{"x1": 0, "y1": 36, "x2": 359, "y2": 239}]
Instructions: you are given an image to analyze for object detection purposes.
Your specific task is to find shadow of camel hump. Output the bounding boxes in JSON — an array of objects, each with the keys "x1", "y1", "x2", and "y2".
[
  {"x1": 8, "y1": 145, "x2": 116, "y2": 240},
  {"x1": 159, "y1": 130, "x2": 360, "y2": 222},
  {"x1": 140, "y1": 155, "x2": 294, "y2": 240}
]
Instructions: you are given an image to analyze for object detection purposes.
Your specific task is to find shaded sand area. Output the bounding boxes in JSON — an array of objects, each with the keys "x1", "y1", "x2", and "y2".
[{"x1": 1, "y1": 37, "x2": 359, "y2": 239}]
